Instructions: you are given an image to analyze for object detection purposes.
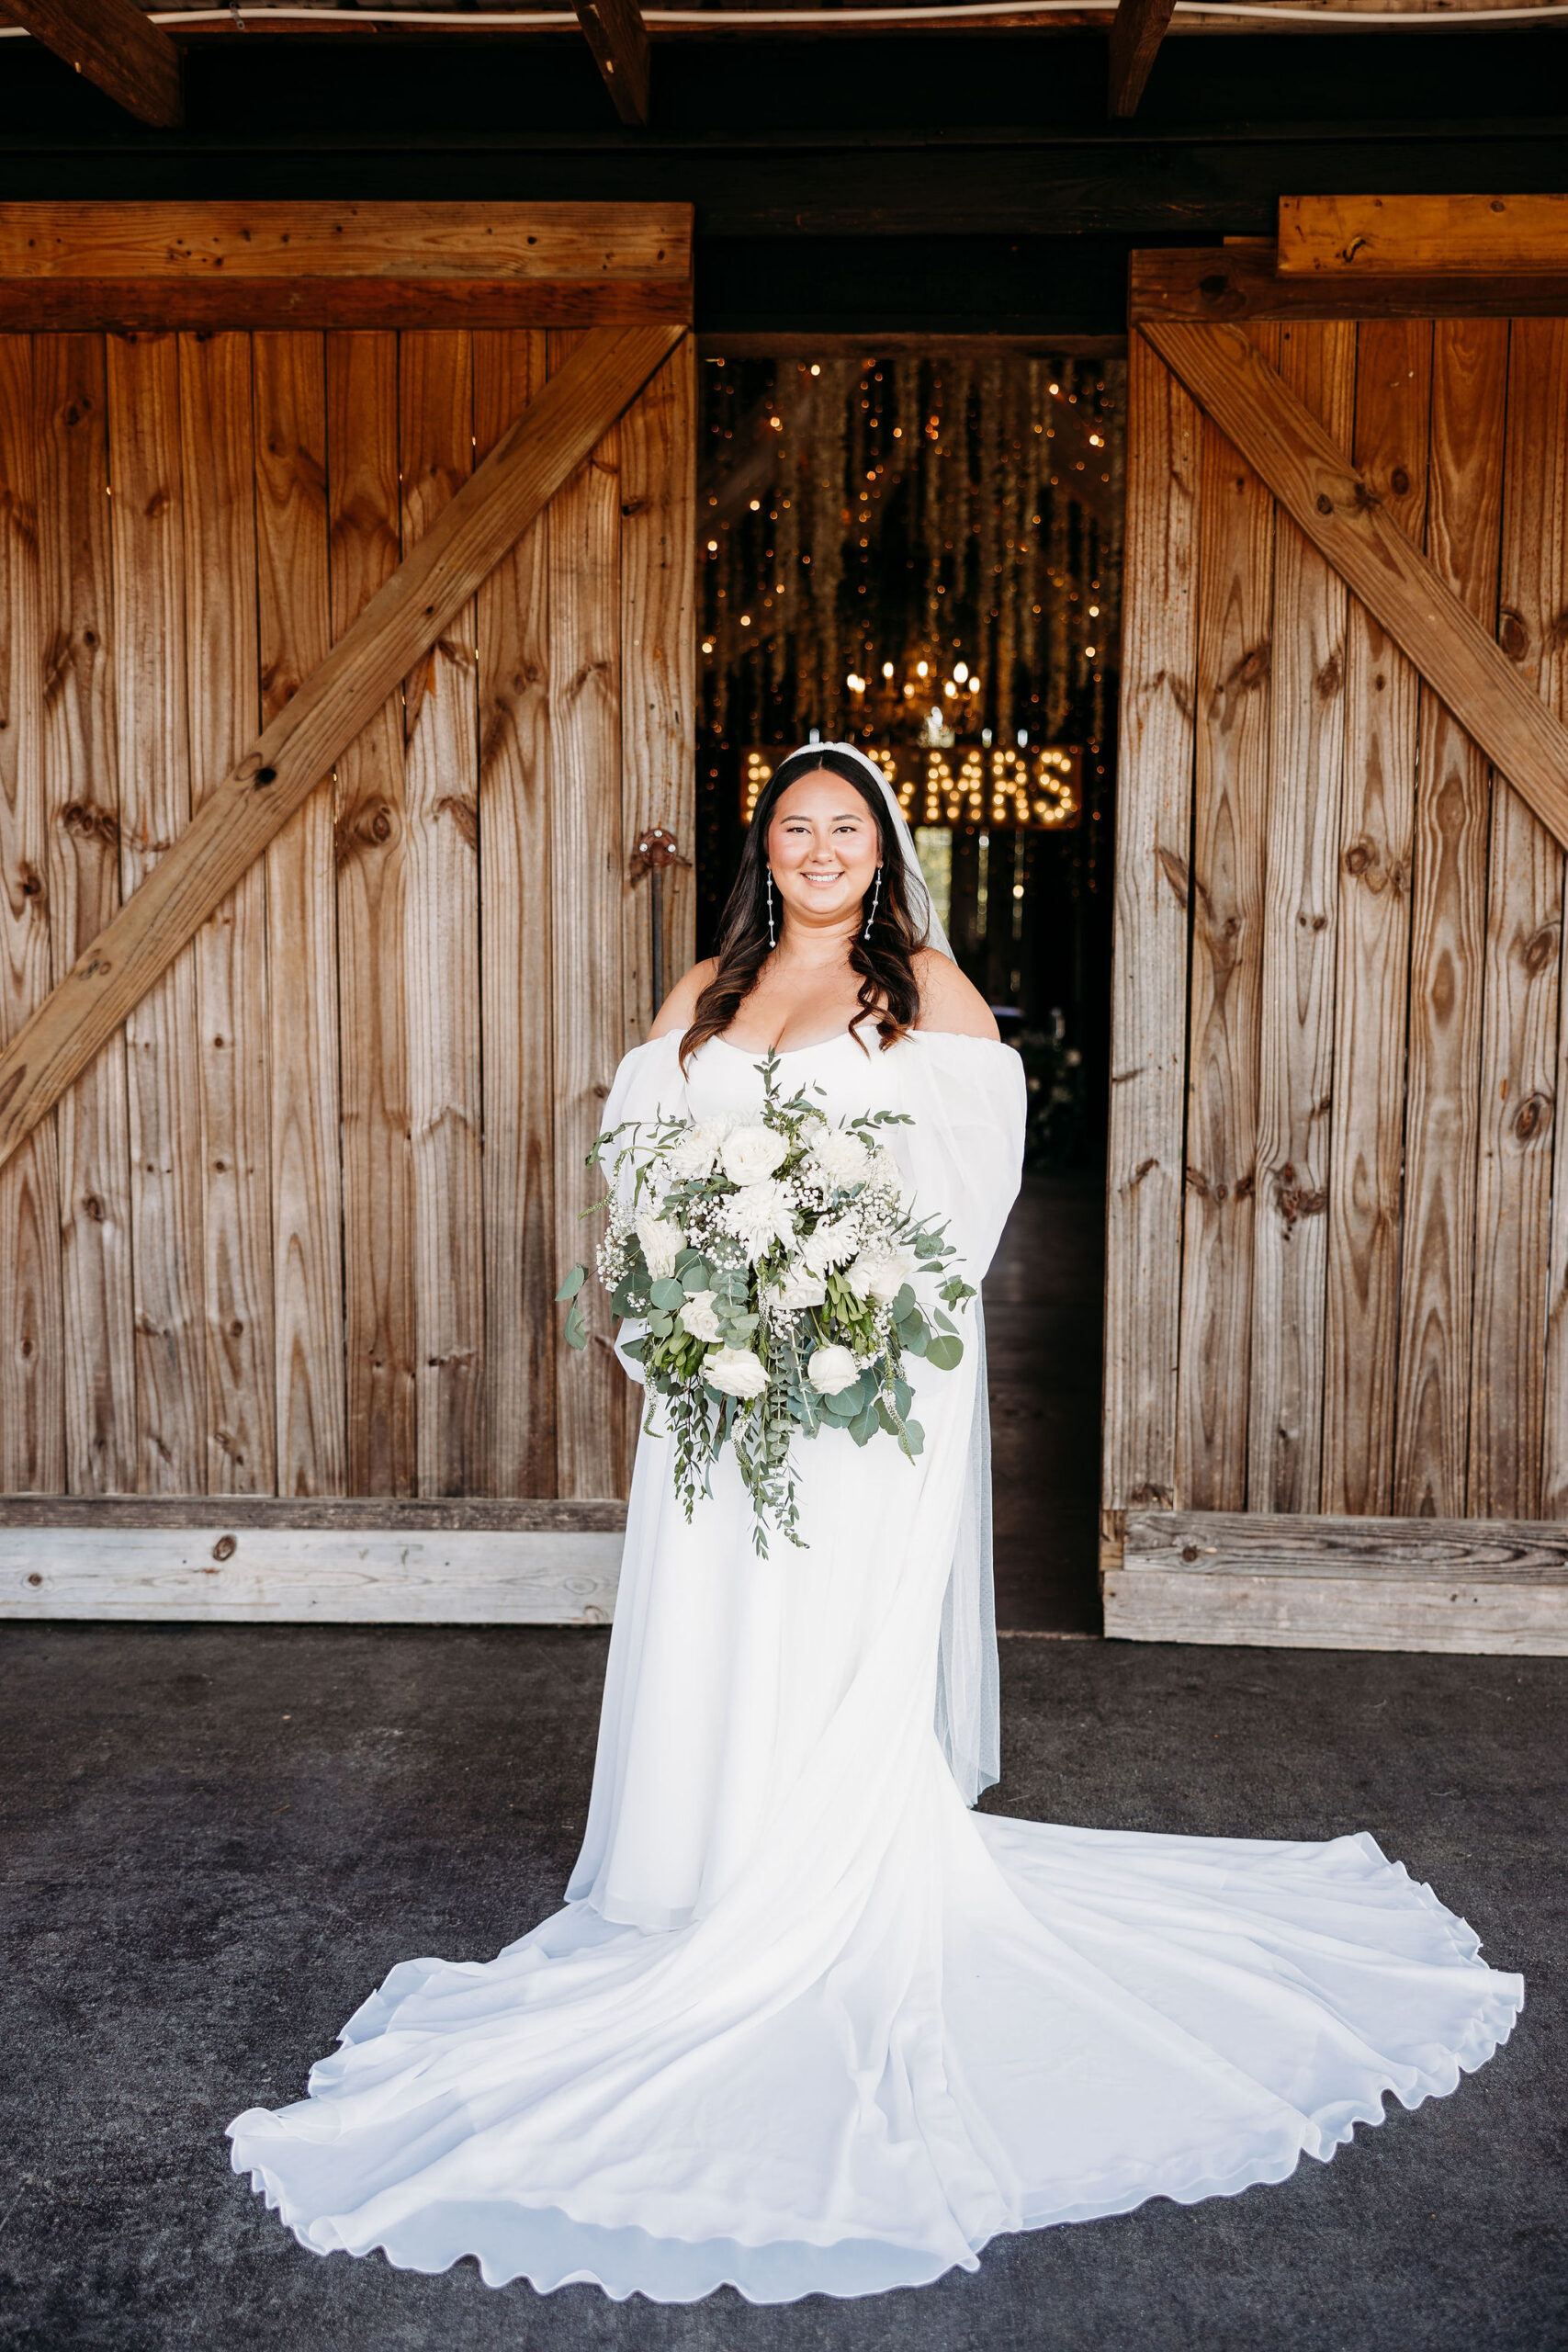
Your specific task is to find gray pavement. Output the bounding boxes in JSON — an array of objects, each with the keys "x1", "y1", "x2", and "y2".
[{"x1": 1, "y1": 1624, "x2": 1561, "y2": 2351}]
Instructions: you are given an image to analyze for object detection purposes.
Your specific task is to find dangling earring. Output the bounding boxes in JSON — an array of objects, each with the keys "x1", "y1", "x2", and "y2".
[
  {"x1": 766, "y1": 867, "x2": 776, "y2": 948},
  {"x1": 863, "y1": 865, "x2": 882, "y2": 939}
]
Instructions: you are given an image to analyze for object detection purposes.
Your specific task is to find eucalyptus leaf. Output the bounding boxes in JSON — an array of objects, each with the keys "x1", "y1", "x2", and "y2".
[
  {"x1": 563, "y1": 1299, "x2": 588, "y2": 1351},
  {"x1": 848, "y1": 1406, "x2": 879, "y2": 1447},
  {"x1": 649, "y1": 1277, "x2": 686, "y2": 1313},
  {"x1": 903, "y1": 1419, "x2": 926, "y2": 1454},
  {"x1": 555, "y1": 1264, "x2": 586, "y2": 1302},
  {"x1": 925, "y1": 1333, "x2": 964, "y2": 1372},
  {"x1": 902, "y1": 1319, "x2": 929, "y2": 1358}
]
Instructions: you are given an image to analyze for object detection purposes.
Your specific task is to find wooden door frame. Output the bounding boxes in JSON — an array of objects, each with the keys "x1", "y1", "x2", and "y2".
[{"x1": 1103, "y1": 233, "x2": 1568, "y2": 1656}]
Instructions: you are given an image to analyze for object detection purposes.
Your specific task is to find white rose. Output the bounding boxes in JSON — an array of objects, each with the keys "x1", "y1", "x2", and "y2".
[
  {"x1": 706, "y1": 1345, "x2": 770, "y2": 1399},
  {"x1": 845, "y1": 1247, "x2": 918, "y2": 1306},
  {"x1": 805, "y1": 1125, "x2": 873, "y2": 1192},
  {"x1": 636, "y1": 1213, "x2": 683, "y2": 1282},
  {"x1": 720, "y1": 1124, "x2": 790, "y2": 1188},
  {"x1": 772, "y1": 1263, "x2": 827, "y2": 1310},
  {"x1": 807, "y1": 1344, "x2": 860, "y2": 1396},
  {"x1": 721, "y1": 1177, "x2": 795, "y2": 1261},
  {"x1": 801, "y1": 1217, "x2": 859, "y2": 1276},
  {"x1": 678, "y1": 1289, "x2": 723, "y2": 1342},
  {"x1": 667, "y1": 1114, "x2": 739, "y2": 1181}
]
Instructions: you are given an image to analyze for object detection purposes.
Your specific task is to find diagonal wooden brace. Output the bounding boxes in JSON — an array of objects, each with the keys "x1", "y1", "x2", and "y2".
[
  {"x1": 1141, "y1": 319, "x2": 1568, "y2": 857},
  {"x1": 0, "y1": 321, "x2": 684, "y2": 1175}
]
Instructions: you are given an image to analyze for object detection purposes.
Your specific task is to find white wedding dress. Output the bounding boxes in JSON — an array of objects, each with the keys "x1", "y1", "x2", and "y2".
[{"x1": 229, "y1": 1027, "x2": 1524, "y2": 2304}]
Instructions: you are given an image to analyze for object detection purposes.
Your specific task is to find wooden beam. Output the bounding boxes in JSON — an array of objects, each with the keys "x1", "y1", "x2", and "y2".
[
  {"x1": 1142, "y1": 320, "x2": 1568, "y2": 858},
  {"x1": 0, "y1": 322, "x2": 684, "y2": 1178},
  {"x1": 0, "y1": 0, "x2": 182, "y2": 127},
  {"x1": 1132, "y1": 244, "x2": 1568, "y2": 326},
  {"x1": 1105, "y1": 1509, "x2": 1568, "y2": 1657},
  {"x1": 575, "y1": 0, "x2": 650, "y2": 127},
  {"x1": 0, "y1": 200, "x2": 692, "y2": 331},
  {"x1": 1280, "y1": 194, "x2": 1568, "y2": 280},
  {"x1": 1108, "y1": 0, "x2": 1174, "y2": 119},
  {"x1": 0, "y1": 1521, "x2": 623, "y2": 1624},
  {"x1": 0, "y1": 201, "x2": 688, "y2": 283}
]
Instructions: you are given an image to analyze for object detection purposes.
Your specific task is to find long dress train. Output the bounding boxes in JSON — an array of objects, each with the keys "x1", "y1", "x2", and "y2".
[{"x1": 229, "y1": 1030, "x2": 1523, "y2": 2303}]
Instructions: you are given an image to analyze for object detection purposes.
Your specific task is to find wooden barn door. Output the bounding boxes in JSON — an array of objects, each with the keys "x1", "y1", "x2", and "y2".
[
  {"x1": 0, "y1": 205, "x2": 694, "y2": 1624},
  {"x1": 1103, "y1": 225, "x2": 1568, "y2": 1655}
]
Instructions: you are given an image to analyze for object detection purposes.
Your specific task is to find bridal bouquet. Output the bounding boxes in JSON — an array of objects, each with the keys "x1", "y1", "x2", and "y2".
[{"x1": 558, "y1": 1051, "x2": 975, "y2": 1555}]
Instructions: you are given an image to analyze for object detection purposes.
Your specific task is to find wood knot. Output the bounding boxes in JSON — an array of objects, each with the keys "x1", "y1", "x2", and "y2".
[
  {"x1": 1499, "y1": 609, "x2": 1529, "y2": 663},
  {"x1": 1315, "y1": 494, "x2": 1334, "y2": 516},
  {"x1": 1391, "y1": 466, "x2": 1411, "y2": 498},
  {"x1": 1514, "y1": 1091, "x2": 1552, "y2": 1144},
  {"x1": 211, "y1": 1534, "x2": 237, "y2": 1562}
]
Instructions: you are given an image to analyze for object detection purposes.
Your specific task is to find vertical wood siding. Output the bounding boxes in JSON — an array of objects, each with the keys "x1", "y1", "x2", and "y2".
[
  {"x1": 1, "y1": 324, "x2": 694, "y2": 1501},
  {"x1": 1108, "y1": 311, "x2": 1568, "y2": 1530}
]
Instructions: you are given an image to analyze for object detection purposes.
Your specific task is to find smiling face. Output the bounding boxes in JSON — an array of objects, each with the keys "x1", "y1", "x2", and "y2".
[{"x1": 764, "y1": 769, "x2": 881, "y2": 936}]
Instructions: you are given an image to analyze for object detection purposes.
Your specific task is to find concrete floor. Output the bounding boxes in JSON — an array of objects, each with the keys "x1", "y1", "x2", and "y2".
[{"x1": 3, "y1": 1623, "x2": 1561, "y2": 2352}]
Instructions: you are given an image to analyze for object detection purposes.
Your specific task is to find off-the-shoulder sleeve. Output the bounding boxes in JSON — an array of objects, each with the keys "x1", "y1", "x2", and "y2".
[
  {"x1": 898, "y1": 1033, "x2": 1027, "y2": 1284},
  {"x1": 599, "y1": 1031, "x2": 689, "y2": 1145},
  {"x1": 594, "y1": 1035, "x2": 690, "y2": 1388}
]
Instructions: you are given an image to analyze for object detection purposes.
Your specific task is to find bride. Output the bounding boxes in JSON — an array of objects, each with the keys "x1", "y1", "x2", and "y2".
[{"x1": 230, "y1": 741, "x2": 1523, "y2": 2303}]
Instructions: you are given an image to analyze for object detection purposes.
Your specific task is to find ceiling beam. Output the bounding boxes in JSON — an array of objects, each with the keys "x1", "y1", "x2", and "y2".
[
  {"x1": 0, "y1": 0, "x2": 183, "y2": 127},
  {"x1": 575, "y1": 0, "x2": 650, "y2": 127},
  {"x1": 1107, "y1": 0, "x2": 1174, "y2": 119}
]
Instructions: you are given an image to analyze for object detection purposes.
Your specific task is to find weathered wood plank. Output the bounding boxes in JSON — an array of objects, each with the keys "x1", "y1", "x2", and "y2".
[
  {"x1": 1479, "y1": 322, "x2": 1568, "y2": 1517},
  {"x1": 105, "y1": 332, "x2": 205, "y2": 1493},
  {"x1": 576, "y1": 0, "x2": 651, "y2": 127},
  {"x1": 1393, "y1": 321, "x2": 1507, "y2": 1520},
  {"x1": 549, "y1": 328, "x2": 627, "y2": 1498},
  {"x1": 0, "y1": 202, "x2": 691, "y2": 284},
  {"x1": 1106, "y1": 1508, "x2": 1568, "y2": 1655},
  {"x1": 400, "y1": 331, "x2": 485, "y2": 1498},
  {"x1": 0, "y1": 1, "x2": 182, "y2": 128},
  {"x1": 1175, "y1": 324, "x2": 1277, "y2": 1511},
  {"x1": 0, "y1": 334, "x2": 64, "y2": 1492},
  {"x1": 1142, "y1": 320, "x2": 1568, "y2": 861},
  {"x1": 1245, "y1": 321, "x2": 1352, "y2": 1515},
  {"x1": 178, "y1": 329, "x2": 275, "y2": 1495},
  {"x1": 1108, "y1": 0, "x2": 1175, "y2": 119},
  {"x1": 619, "y1": 334, "x2": 696, "y2": 1049},
  {"x1": 475, "y1": 328, "x2": 557, "y2": 1498},
  {"x1": 1279, "y1": 194, "x2": 1568, "y2": 280},
  {"x1": 325, "y1": 330, "x2": 415, "y2": 1498},
  {"x1": 0, "y1": 1493, "x2": 626, "y2": 1532},
  {"x1": 0, "y1": 281, "x2": 694, "y2": 337},
  {"x1": 1320, "y1": 322, "x2": 1430, "y2": 1517},
  {"x1": 1102, "y1": 330, "x2": 1200, "y2": 1519},
  {"x1": 0, "y1": 1524, "x2": 621, "y2": 1625},
  {"x1": 0, "y1": 323, "x2": 686, "y2": 1173},
  {"x1": 1132, "y1": 246, "x2": 1568, "y2": 327},
  {"x1": 34, "y1": 332, "x2": 136, "y2": 1493},
  {"x1": 254, "y1": 330, "x2": 346, "y2": 1498}
]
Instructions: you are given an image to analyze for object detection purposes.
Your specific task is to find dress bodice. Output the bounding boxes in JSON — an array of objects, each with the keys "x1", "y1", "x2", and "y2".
[{"x1": 684, "y1": 1029, "x2": 908, "y2": 1129}]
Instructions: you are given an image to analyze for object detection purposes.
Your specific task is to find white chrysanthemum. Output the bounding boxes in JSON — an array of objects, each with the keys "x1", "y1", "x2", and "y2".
[
  {"x1": 667, "y1": 1114, "x2": 739, "y2": 1181},
  {"x1": 721, "y1": 1177, "x2": 795, "y2": 1261},
  {"x1": 844, "y1": 1245, "x2": 918, "y2": 1306},
  {"x1": 801, "y1": 1216, "x2": 859, "y2": 1276},
  {"x1": 705, "y1": 1345, "x2": 769, "y2": 1399},
  {"x1": 807, "y1": 1344, "x2": 860, "y2": 1396},
  {"x1": 720, "y1": 1124, "x2": 790, "y2": 1187},
  {"x1": 637, "y1": 1213, "x2": 683, "y2": 1282},
  {"x1": 805, "y1": 1125, "x2": 874, "y2": 1192},
  {"x1": 772, "y1": 1262, "x2": 827, "y2": 1310},
  {"x1": 678, "y1": 1289, "x2": 723, "y2": 1342}
]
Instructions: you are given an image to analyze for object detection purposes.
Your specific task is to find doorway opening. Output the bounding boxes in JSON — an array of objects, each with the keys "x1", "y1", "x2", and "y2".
[{"x1": 693, "y1": 343, "x2": 1122, "y2": 1631}]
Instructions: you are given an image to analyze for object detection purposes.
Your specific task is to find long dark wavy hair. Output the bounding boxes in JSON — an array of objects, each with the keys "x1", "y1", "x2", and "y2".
[{"x1": 680, "y1": 748, "x2": 928, "y2": 1070}]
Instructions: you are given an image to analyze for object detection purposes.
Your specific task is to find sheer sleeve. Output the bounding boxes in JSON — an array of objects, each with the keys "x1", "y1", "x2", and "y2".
[
  {"x1": 594, "y1": 1035, "x2": 690, "y2": 1385},
  {"x1": 900, "y1": 1034, "x2": 1028, "y2": 1806}
]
